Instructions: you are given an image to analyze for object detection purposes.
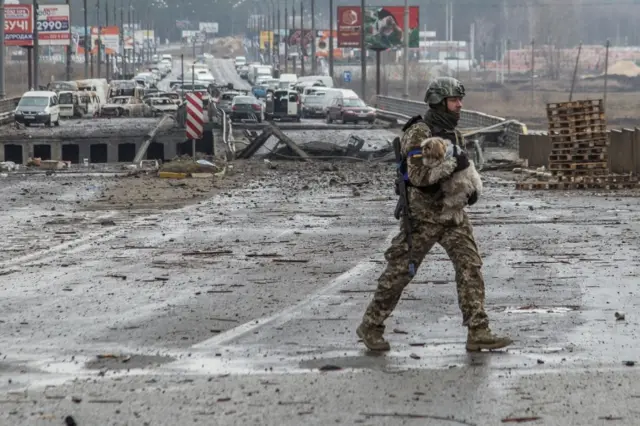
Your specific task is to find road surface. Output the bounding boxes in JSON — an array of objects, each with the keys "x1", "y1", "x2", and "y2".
[{"x1": 1, "y1": 155, "x2": 640, "y2": 425}]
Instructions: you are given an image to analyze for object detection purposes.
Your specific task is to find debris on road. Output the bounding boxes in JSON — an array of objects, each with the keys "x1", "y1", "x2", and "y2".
[
  {"x1": 501, "y1": 416, "x2": 542, "y2": 423},
  {"x1": 615, "y1": 312, "x2": 626, "y2": 321}
]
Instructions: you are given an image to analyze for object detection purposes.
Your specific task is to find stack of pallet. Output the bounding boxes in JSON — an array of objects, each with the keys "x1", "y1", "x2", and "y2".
[
  {"x1": 516, "y1": 99, "x2": 639, "y2": 190},
  {"x1": 546, "y1": 99, "x2": 609, "y2": 182}
]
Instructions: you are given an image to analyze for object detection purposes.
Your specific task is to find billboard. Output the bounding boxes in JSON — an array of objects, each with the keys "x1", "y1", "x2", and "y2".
[
  {"x1": 4, "y1": 4, "x2": 34, "y2": 47},
  {"x1": 315, "y1": 30, "x2": 342, "y2": 58},
  {"x1": 90, "y1": 26, "x2": 120, "y2": 55},
  {"x1": 337, "y1": 6, "x2": 419, "y2": 49},
  {"x1": 287, "y1": 29, "x2": 313, "y2": 47},
  {"x1": 36, "y1": 4, "x2": 71, "y2": 45},
  {"x1": 259, "y1": 31, "x2": 273, "y2": 49},
  {"x1": 199, "y1": 22, "x2": 218, "y2": 34}
]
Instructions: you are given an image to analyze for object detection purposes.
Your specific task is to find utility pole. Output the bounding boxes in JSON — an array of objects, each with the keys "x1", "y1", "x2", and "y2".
[
  {"x1": 97, "y1": 0, "x2": 101, "y2": 78},
  {"x1": 360, "y1": 0, "x2": 365, "y2": 100},
  {"x1": 311, "y1": 0, "x2": 316, "y2": 74},
  {"x1": 284, "y1": 0, "x2": 288, "y2": 72},
  {"x1": 402, "y1": 0, "x2": 408, "y2": 98},
  {"x1": 328, "y1": 0, "x2": 333, "y2": 79},
  {"x1": 277, "y1": 4, "x2": 281, "y2": 69},
  {"x1": 33, "y1": 0, "x2": 39, "y2": 89},
  {"x1": 120, "y1": 0, "x2": 125, "y2": 76},
  {"x1": 105, "y1": 0, "x2": 109, "y2": 80},
  {"x1": 0, "y1": 0, "x2": 6, "y2": 98},
  {"x1": 292, "y1": 3, "x2": 296, "y2": 73},
  {"x1": 84, "y1": 0, "x2": 89, "y2": 78},
  {"x1": 132, "y1": 9, "x2": 136, "y2": 74},
  {"x1": 66, "y1": 0, "x2": 71, "y2": 81},
  {"x1": 300, "y1": 1, "x2": 304, "y2": 76}
]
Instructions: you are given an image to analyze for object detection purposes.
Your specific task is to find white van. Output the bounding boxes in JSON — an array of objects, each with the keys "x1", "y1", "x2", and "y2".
[
  {"x1": 322, "y1": 88, "x2": 358, "y2": 106},
  {"x1": 296, "y1": 75, "x2": 334, "y2": 88},
  {"x1": 14, "y1": 90, "x2": 60, "y2": 127},
  {"x1": 278, "y1": 73, "x2": 298, "y2": 88}
]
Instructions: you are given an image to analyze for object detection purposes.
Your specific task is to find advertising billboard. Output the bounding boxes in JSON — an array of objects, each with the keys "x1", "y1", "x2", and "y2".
[
  {"x1": 199, "y1": 22, "x2": 218, "y2": 34},
  {"x1": 36, "y1": 4, "x2": 71, "y2": 45},
  {"x1": 90, "y1": 26, "x2": 120, "y2": 55},
  {"x1": 259, "y1": 31, "x2": 273, "y2": 49},
  {"x1": 4, "y1": 4, "x2": 34, "y2": 47},
  {"x1": 337, "y1": 6, "x2": 419, "y2": 50},
  {"x1": 287, "y1": 29, "x2": 313, "y2": 47}
]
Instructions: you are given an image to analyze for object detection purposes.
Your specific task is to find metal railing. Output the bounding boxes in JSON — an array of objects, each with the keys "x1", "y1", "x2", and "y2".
[
  {"x1": 218, "y1": 107, "x2": 236, "y2": 160},
  {"x1": 0, "y1": 97, "x2": 20, "y2": 125},
  {"x1": 374, "y1": 95, "x2": 527, "y2": 150}
]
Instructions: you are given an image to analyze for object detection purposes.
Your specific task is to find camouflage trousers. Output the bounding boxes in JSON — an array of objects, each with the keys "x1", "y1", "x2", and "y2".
[{"x1": 362, "y1": 210, "x2": 489, "y2": 330}]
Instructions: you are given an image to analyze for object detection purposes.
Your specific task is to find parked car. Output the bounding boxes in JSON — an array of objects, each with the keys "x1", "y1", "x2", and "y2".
[
  {"x1": 230, "y1": 95, "x2": 262, "y2": 122},
  {"x1": 238, "y1": 65, "x2": 249, "y2": 79},
  {"x1": 325, "y1": 96, "x2": 376, "y2": 124},
  {"x1": 216, "y1": 90, "x2": 241, "y2": 113},
  {"x1": 14, "y1": 90, "x2": 60, "y2": 127},
  {"x1": 147, "y1": 97, "x2": 179, "y2": 115},
  {"x1": 301, "y1": 93, "x2": 327, "y2": 118}
]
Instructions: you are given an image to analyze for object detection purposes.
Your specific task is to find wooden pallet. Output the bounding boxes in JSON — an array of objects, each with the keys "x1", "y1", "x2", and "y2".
[
  {"x1": 547, "y1": 112, "x2": 606, "y2": 125},
  {"x1": 551, "y1": 168, "x2": 609, "y2": 177},
  {"x1": 548, "y1": 121, "x2": 607, "y2": 131},
  {"x1": 547, "y1": 99, "x2": 603, "y2": 110},
  {"x1": 548, "y1": 161, "x2": 608, "y2": 171},
  {"x1": 556, "y1": 174, "x2": 637, "y2": 183},
  {"x1": 549, "y1": 153, "x2": 607, "y2": 162},
  {"x1": 551, "y1": 139, "x2": 609, "y2": 150},
  {"x1": 551, "y1": 147, "x2": 608, "y2": 155},
  {"x1": 549, "y1": 133, "x2": 608, "y2": 143},
  {"x1": 516, "y1": 181, "x2": 640, "y2": 190}
]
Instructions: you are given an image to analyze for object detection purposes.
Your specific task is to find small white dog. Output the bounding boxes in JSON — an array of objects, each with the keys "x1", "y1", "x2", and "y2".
[{"x1": 420, "y1": 136, "x2": 483, "y2": 224}]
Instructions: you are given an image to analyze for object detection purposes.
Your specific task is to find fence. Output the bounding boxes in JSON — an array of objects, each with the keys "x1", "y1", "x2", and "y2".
[
  {"x1": 519, "y1": 129, "x2": 640, "y2": 174},
  {"x1": 0, "y1": 97, "x2": 20, "y2": 125},
  {"x1": 374, "y1": 95, "x2": 527, "y2": 150}
]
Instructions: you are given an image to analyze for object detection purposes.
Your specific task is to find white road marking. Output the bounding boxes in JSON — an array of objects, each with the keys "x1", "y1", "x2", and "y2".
[{"x1": 192, "y1": 232, "x2": 394, "y2": 349}]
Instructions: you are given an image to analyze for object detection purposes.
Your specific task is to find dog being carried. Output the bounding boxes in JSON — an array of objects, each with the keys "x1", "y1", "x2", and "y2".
[{"x1": 420, "y1": 136, "x2": 483, "y2": 225}]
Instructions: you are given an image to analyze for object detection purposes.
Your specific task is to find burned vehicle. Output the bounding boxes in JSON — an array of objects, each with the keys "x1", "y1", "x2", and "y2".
[
  {"x1": 100, "y1": 96, "x2": 149, "y2": 117},
  {"x1": 147, "y1": 97, "x2": 179, "y2": 116}
]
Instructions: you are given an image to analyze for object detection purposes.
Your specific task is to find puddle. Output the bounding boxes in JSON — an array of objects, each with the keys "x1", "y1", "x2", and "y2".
[{"x1": 504, "y1": 305, "x2": 580, "y2": 314}]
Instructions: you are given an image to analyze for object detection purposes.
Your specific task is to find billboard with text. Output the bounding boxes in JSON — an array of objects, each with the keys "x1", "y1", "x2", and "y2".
[
  {"x1": 36, "y1": 4, "x2": 71, "y2": 45},
  {"x1": 337, "y1": 6, "x2": 419, "y2": 49},
  {"x1": 4, "y1": 4, "x2": 34, "y2": 47}
]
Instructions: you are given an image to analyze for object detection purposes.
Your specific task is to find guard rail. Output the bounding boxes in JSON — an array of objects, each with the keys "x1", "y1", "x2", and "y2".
[
  {"x1": 220, "y1": 108, "x2": 236, "y2": 160},
  {"x1": 374, "y1": 95, "x2": 527, "y2": 150},
  {"x1": 0, "y1": 97, "x2": 20, "y2": 125}
]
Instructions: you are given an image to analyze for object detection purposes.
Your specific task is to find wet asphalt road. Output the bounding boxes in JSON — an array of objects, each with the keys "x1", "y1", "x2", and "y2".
[{"x1": 1, "y1": 155, "x2": 640, "y2": 424}]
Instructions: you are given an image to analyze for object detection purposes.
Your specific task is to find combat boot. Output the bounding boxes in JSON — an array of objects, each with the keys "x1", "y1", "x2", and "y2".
[
  {"x1": 356, "y1": 323, "x2": 391, "y2": 352},
  {"x1": 466, "y1": 327, "x2": 513, "y2": 352}
]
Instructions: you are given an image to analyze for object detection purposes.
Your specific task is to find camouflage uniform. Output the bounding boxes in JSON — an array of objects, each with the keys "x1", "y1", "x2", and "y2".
[{"x1": 357, "y1": 77, "x2": 513, "y2": 352}]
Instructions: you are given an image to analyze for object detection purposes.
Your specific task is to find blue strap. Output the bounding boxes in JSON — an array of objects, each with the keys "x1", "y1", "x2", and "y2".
[{"x1": 407, "y1": 148, "x2": 422, "y2": 157}]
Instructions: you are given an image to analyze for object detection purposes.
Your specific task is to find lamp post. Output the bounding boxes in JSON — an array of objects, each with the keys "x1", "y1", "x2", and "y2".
[{"x1": 84, "y1": 0, "x2": 89, "y2": 78}]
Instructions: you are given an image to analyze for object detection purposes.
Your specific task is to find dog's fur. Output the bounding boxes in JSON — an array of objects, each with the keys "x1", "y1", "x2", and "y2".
[{"x1": 420, "y1": 136, "x2": 483, "y2": 224}]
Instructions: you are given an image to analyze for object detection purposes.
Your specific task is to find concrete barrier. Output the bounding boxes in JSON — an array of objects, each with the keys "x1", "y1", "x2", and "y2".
[
  {"x1": 519, "y1": 128, "x2": 640, "y2": 174},
  {"x1": 518, "y1": 133, "x2": 552, "y2": 168}
]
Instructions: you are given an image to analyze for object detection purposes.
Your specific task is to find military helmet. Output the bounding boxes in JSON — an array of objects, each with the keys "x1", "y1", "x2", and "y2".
[{"x1": 424, "y1": 77, "x2": 466, "y2": 105}]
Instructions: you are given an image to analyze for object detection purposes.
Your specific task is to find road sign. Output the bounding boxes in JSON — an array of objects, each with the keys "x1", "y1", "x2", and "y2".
[
  {"x1": 343, "y1": 70, "x2": 352, "y2": 83},
  {"x1": 185, "y1": 93, "x2": 204, "y2": 140}
]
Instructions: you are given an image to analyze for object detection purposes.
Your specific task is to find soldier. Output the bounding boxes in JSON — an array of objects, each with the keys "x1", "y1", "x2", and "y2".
[{"x1": 356, "y1": 77, "x2": 513, "y2": 352}]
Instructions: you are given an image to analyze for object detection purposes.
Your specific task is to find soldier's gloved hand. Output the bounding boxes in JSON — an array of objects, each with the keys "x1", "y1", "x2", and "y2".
[
  {"x1": 468, "y1": 191, "x2": 478, "y2": 206},
  {"x1": 452, "y1": 145, "x2": 470, "y2": 172}
]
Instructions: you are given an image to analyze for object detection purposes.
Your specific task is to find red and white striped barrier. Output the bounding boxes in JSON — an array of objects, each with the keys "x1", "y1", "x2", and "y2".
[{"x1": 185, "y1": 92, "x2": 204, "y2": 140}]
